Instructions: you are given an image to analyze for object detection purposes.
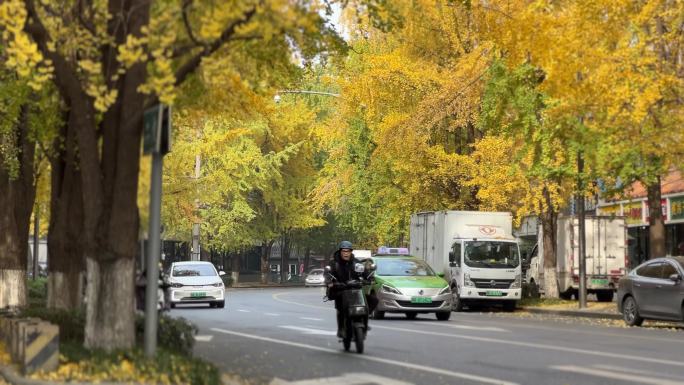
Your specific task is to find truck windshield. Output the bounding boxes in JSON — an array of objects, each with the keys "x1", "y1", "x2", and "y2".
[{"x1": 464, "y1": 241, "x2": 520, "y2": 268}]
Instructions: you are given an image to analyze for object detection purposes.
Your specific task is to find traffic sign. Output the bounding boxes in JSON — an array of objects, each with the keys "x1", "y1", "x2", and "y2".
[{"x1": 143, "y1": 104, "x2": 172, "y2": 155}]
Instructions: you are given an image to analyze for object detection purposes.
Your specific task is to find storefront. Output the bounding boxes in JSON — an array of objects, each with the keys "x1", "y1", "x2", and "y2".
[{"x1": 597, "y1": 184, "x2": 684, "y2": 266}]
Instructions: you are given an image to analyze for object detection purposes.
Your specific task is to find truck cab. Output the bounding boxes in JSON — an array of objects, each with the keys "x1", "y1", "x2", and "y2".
[{"x1": 447, "y1": 238, "x2": 522, "y2": 311}]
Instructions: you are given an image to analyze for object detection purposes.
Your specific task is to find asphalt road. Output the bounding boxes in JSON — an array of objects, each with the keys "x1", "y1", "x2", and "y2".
[{"x1": 172, "y1": 287, "x2": 684, "y2": 385}]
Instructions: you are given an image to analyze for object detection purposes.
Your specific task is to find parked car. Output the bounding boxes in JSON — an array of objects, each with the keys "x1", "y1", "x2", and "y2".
[
  {"x1": 168, "y1": 261, "x2": 226, "y2": 308},
  {"x1": 368, "y1": 253, "x2": 452, "y2": 321},
  {"x1": 305, "y1": 269, "x2": 325, "y2": 287},
  {"x1": 617, "y1": 256, "x2": 684, "y2": 326}
]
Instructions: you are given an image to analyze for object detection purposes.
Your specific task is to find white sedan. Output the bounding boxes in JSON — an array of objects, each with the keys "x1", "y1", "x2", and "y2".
[
  {"x1": 305, "y1": 269, "x2": 325, "y2": 286},
  {"x1": 168, "y1": 261, "x2": 225, "y2": 308}
]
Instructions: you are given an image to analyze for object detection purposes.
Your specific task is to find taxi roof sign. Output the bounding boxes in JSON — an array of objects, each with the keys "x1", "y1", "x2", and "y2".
[{"x1": 377, "y1": 246, "x2": 409, "y2": 255}]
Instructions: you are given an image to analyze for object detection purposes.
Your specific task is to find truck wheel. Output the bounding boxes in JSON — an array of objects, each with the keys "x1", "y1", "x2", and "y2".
[
  {"x1": 597, "y1": 291, "x2": 614, "y2": 302},
  {"x1": 452, "y1": 290, "x2": 464, "y2": 312},
  {"x1": 529, "y1": 280, "x2": 540, "y2": 299},
  {"x1": 559, "y1": 290, "x2": 574, "y2": 300},
  {"x1": 436, "y1": 312, "x2": 451, "y2": 321}
]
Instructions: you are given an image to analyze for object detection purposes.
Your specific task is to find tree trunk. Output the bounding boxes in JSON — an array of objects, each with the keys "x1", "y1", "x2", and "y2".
[
  {"x1": 231, "y1": 251, "x2": 241, "y2": 285},
  {"x1": 280, "y1": 234, "x2": 291, "y2": 283},
  {"x1": 47, "y1": 119, "x2": 84, "y2": 310},
  {"x1": 0, "y1": 105, "x2": 35, "y2": 308},
  {"x1": 260, "y1": 241, "x2": 274, "y2": 284},
  {"x1": 84, "y1": 257, "x2": 135, "y2": 348},
  {"x1": 303, "y1": 248, "x2": 311, "y2": 275},
  {"x1": 647, "y1": 177, "x2": 666, "y2": 259},
  {"x1": 540, "y1": 188, "x2": 559, "y2": 298}
]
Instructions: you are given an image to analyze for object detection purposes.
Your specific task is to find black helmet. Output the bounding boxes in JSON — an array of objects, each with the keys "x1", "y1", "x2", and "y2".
[{"x1": 338, "y1": 241, "x2": 353, "y2": 250}]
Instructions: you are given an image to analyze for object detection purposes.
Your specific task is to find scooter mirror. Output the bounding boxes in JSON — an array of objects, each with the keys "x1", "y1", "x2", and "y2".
[
  {"x1": 324, "y1": 265, "x2": 332, "y2": 273},
  {"x1": 370, "y1": 263, "x2": 377, "y2": 271},
  {"x1": 354, "y1": 263, "x2": 365, "y2": 273}
]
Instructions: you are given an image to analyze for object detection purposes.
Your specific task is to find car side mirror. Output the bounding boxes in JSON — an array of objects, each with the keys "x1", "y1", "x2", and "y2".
[
  {"x1": 669, "y1": 273, "x2": 681, "y2": 282},
  {"x1": 448, "y1": 251, "x2": 455, "y2": 263},
  {"x1": 219, "y1": 271, "x2": 226, "y2": 276},
  {"x1": 437, "y1": 272, "x2": 445, "y2": 278}
]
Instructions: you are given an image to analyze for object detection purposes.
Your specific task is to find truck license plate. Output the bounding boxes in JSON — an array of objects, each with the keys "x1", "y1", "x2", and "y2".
[
  {"x1": 411, "y1": 296, "x2": 432, "y2": 304},
  {"x1": 485, "y1": 290, "x2": 503, "y2": 297},
  {"x1": 591, "y1": 279, "x2": 609, "y2": 286},
  {"x1": 191, "y1": 292, "x2": 206, "y2": 298}
]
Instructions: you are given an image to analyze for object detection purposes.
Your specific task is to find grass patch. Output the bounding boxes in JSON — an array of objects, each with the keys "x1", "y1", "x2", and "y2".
[
  {"x1": 33, "y1": 342, "x2": 219, "y2": 385},
  {"x1": 17, "y1": 283, "x2": 217, "y2": 385}
]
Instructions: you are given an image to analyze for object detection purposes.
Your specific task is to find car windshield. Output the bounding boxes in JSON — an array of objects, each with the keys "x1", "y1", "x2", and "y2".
[
  {"x1": 309, "y1": 270, "x2": 323, "y2": 275},
  {"x1": 376, "y1": 259, "x2": 435, "y2": 277},
  {"x1": 172, "y1": 264, "x2": 217, "y2": 277},
  {"x1": 464, "y1": 241, "x2": 520, "y2": 268}
]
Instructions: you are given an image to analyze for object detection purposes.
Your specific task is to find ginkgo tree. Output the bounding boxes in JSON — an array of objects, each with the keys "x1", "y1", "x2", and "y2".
[{"x1": 2, "y1": 0, "x2": 342, "y2": 350}]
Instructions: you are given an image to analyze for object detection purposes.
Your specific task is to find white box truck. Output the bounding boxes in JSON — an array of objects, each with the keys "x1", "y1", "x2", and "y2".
[
  {"x1": 410, "y1": 211, "x2": 522, "y2": 311},
  {"x1": 523, "y1": 215, "x2": 628, "y2": 302}
]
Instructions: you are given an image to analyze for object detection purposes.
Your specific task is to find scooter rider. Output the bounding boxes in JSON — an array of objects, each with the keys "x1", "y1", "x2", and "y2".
[{"x1": 326, "y1": 241, "x2": 378, "y2": 338}]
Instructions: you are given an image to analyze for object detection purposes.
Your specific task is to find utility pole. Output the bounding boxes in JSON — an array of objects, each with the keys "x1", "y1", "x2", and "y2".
[
  {"x1": 577, "y1": 152, "x2": 587, "y2": 309},
  {"x1": 143, "y1": 104, "x2": 171, "y2": 358},
  {"x1": 32, "y1": 205, "x2": 39, "y2": 280}
]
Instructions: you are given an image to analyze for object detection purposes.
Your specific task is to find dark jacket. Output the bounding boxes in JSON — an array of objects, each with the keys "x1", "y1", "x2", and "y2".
[{"x1": 326, "y1": 251, "x2": 362, "y2": 299}]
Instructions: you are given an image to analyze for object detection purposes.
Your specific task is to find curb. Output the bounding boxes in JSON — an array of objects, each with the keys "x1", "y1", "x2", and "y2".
[
  {"x1": 522, "y1": 307, "x2": 622, "y2": 320},
  {"x1": 0, "y1": 363, "x2": 130, "y2": 385}
]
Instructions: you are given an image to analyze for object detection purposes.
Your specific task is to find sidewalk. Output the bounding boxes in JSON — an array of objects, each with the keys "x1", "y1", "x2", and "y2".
[{"x1": 520, "y1": 301, "x2": 622, "y2": 320}]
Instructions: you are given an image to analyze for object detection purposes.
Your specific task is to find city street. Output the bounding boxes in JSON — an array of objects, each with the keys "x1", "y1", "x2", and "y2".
[{"x1": 173, "y1": 288, "x2": 684, "y2": 385}]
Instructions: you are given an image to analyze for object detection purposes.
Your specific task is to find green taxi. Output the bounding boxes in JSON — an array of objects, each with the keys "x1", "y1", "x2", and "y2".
[{"x1": 368, "y1": 250, "x2": 452, "y2": 321}]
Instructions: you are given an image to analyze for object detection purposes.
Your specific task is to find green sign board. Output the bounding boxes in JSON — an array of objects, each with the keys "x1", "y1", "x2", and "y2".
[
  {"x1": 671, "y1": 196, "x2": 684, "y2": 221},
  {"x1": 143, "y1": 104, "x2": 171, "y2": 155}
]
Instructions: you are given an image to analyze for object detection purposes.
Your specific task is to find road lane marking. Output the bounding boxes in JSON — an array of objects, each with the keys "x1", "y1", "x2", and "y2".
[
  {"x1": 279, "y1": 326, "x2": 336, "y2": 336},
  {"x1": 593, "y1": 365, "x2": 684, "y2": 380},
  {"x1": 238, "y1": 309, "x2": 251, "y2": 313},
  {"x1": 452, "y1": 315, "x2": 684, "y2": 344},
  {"x1": 265, "y1": 313, "x2": 281, "y2": 316},
  {"x1": 273, "y1": 292, "x2": 332, "y2": 310},
  {"x1": 373, "y1": 325, "x2": 684, "y2": 368},
  {"x1": 551, "y1": 365, "x2": 684, "y2": 385},
  {"x1": 270, "y1": 372, "x2": 414, "y2": 385},
  {"x1": 300, "y1": 317, "x2": 324, "y2": 322},
  {"x1": 418, "y1": 322, "x2": 508, "y2": 332},
  {"x1": 211, "y1": 327, "x2": 518, "y2": 385},
  {"x1": 272, "y1": 291, "x2": 684, "y2": 347},
  {"x1": 195, "y1": 335, "x2": 214, "y2": 342}
]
